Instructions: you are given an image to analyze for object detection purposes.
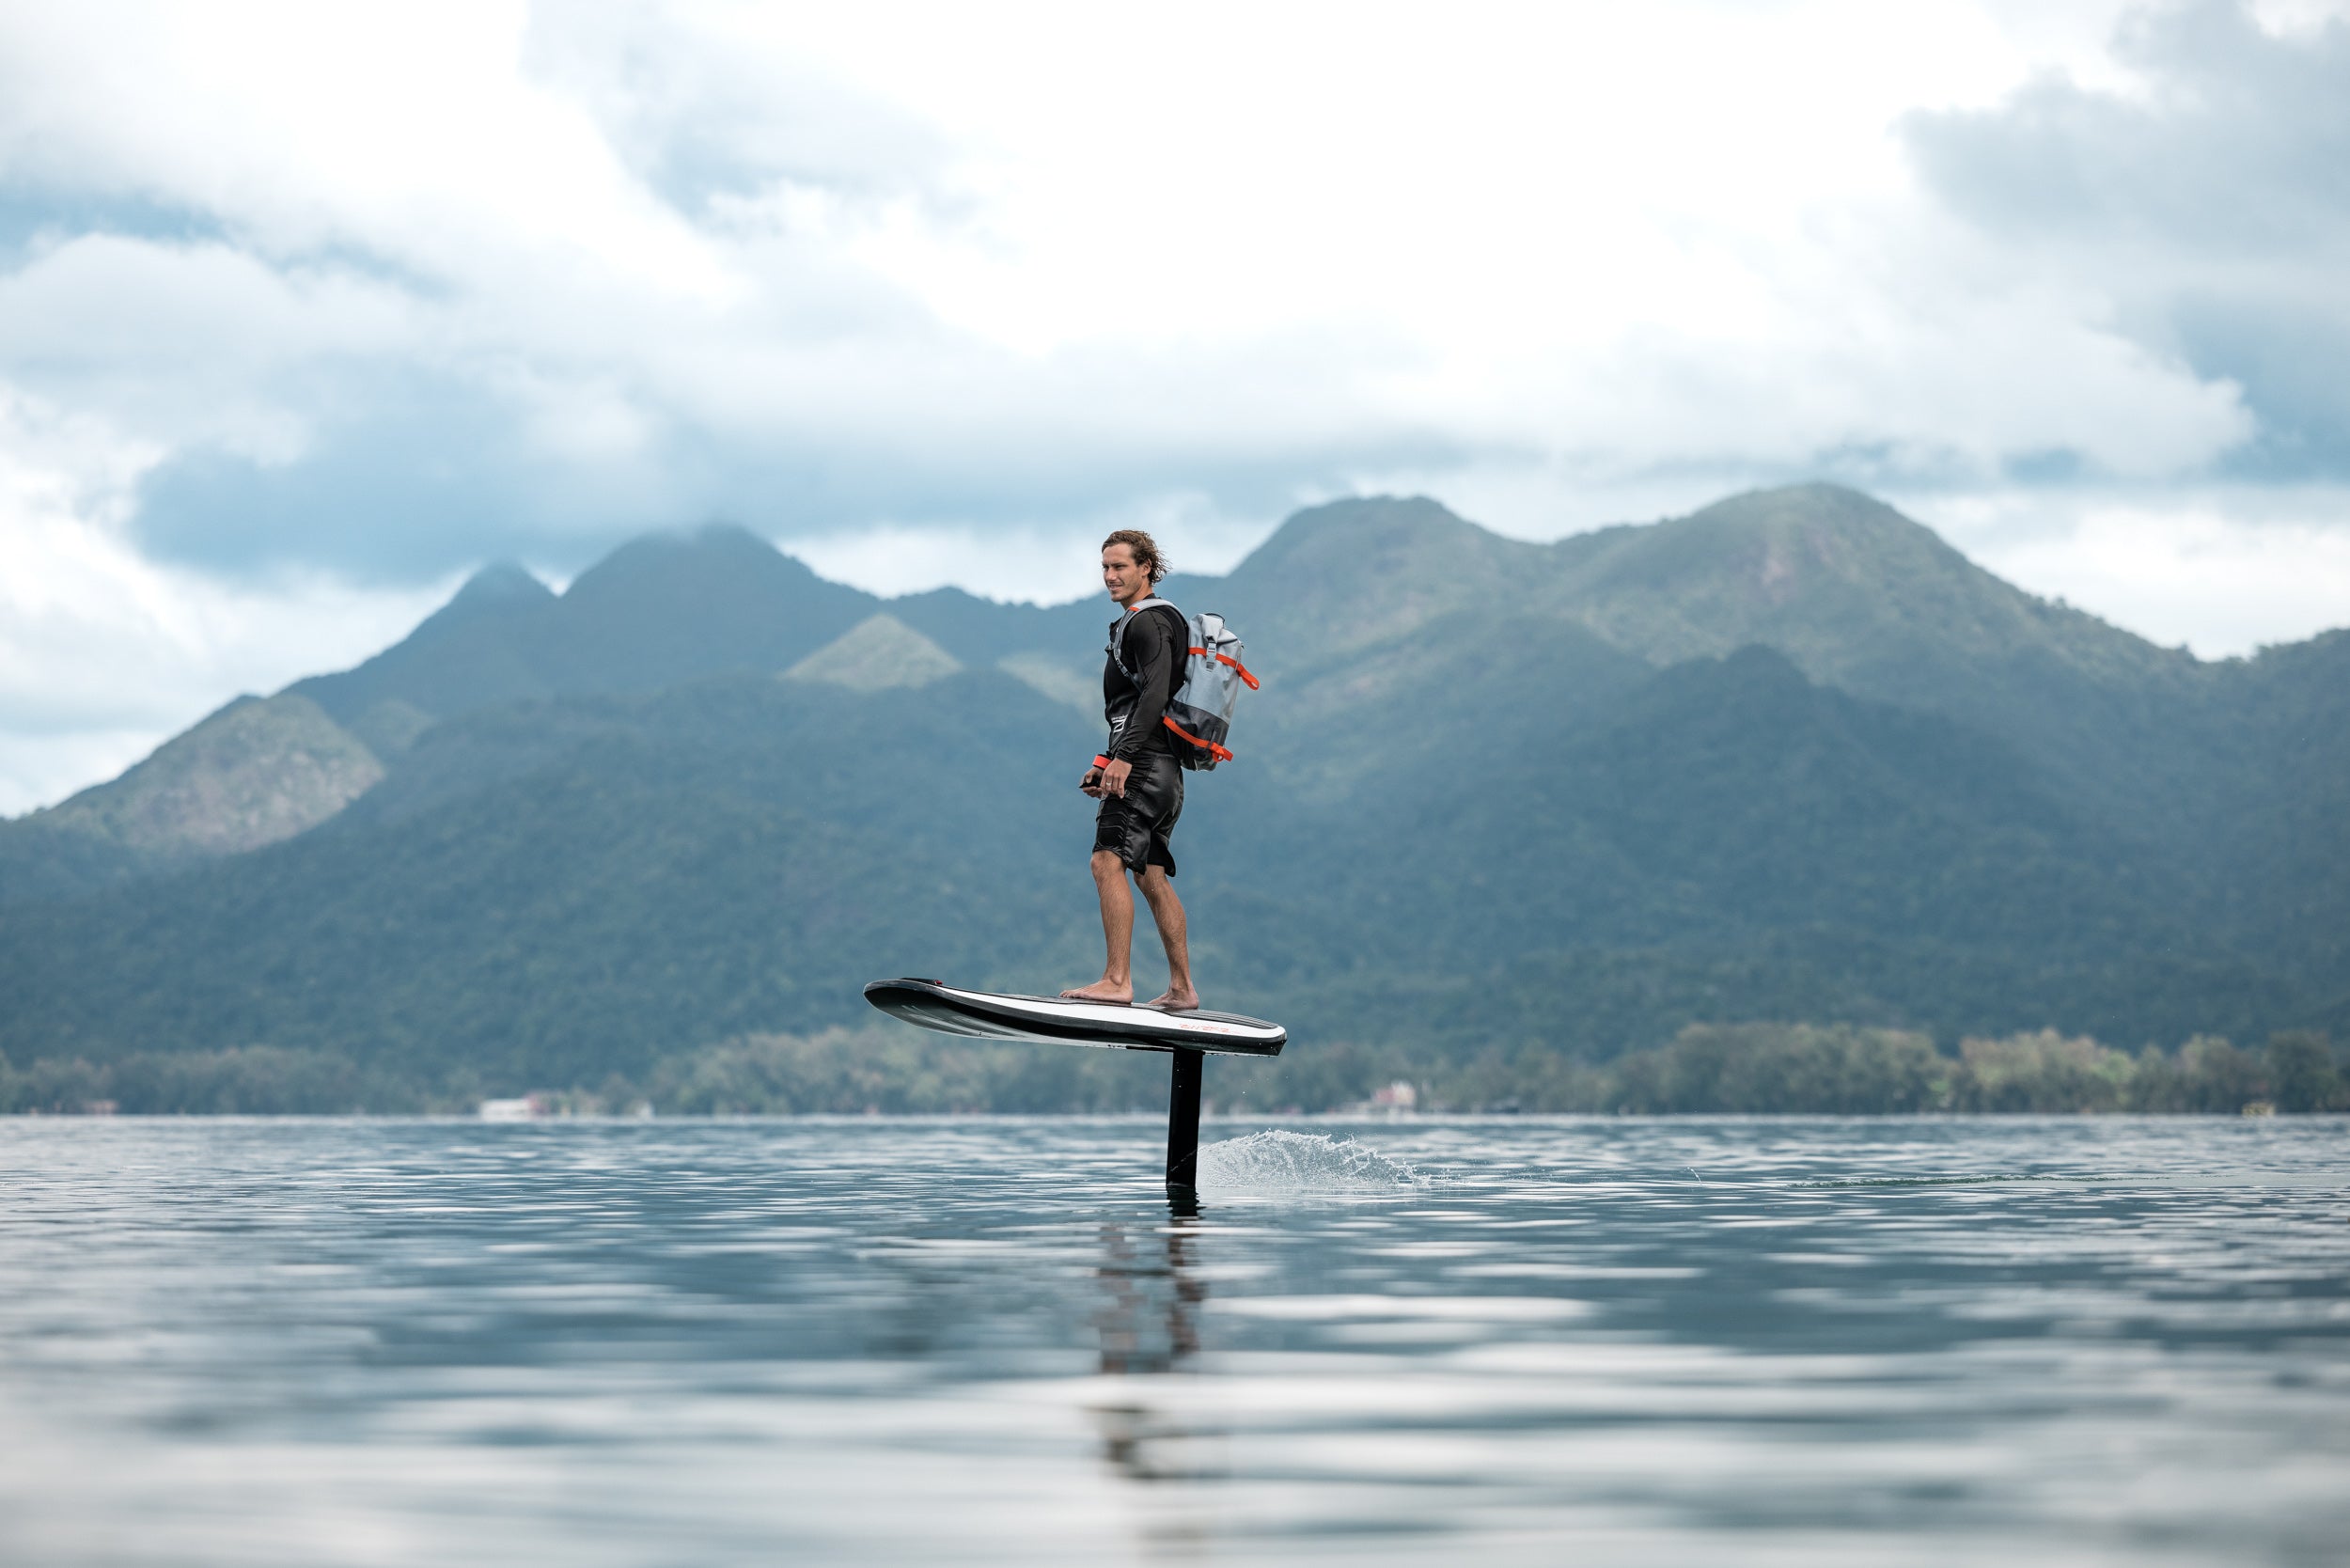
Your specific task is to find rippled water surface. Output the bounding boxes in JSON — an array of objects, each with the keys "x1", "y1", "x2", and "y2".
[{"x1": 1, "y1": 1117, "x2": 2345, "y2": 1566}]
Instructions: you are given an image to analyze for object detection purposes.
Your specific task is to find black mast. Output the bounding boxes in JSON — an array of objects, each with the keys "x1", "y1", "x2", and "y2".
[{"x1": 1165, "y1": 1049, "x2": 1203, "y2": 1192}]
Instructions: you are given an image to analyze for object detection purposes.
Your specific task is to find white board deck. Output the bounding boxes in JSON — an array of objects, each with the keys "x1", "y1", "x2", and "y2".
[{"x1": 862, "y1": 979, "x2": 1285, "y2": 1057}]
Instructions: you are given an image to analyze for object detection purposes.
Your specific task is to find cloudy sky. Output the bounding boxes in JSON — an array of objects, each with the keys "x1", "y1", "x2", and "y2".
[{"x1": 3, "y1": 0, "x2": 2347, "y2": 812}]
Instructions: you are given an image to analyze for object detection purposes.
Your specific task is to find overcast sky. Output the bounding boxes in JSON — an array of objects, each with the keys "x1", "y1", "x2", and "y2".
[{"x1": 3, "y1": 0, "x2": 2347, "y2": 813}]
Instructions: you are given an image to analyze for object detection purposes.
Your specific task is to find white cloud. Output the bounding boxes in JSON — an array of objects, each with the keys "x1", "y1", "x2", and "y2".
[
  {"x1": 0, "y1": 389, "x2": 442, "y2": 813},
  {"x1": 1, "y1": 1, "x2": 730, "y2": 298},
  {"x1": 794, "y1": 487, "x2": 1276, "y2": 606},
  {"x1": 2, "y1": 0, "x2": 2289, "y2": 563},
  {"x1": 0, "y1": 234, "x2": 420, "y2": 464},
  {"x1": 1903, "y1": 1, "x2": 2350, "y2": 477},
  {"x1": 0, "y1": 0, "x2": 2344, "y2": 806},
  {"x1": 1912, "y1": 485, "x2": 2350, "y2": 656}
]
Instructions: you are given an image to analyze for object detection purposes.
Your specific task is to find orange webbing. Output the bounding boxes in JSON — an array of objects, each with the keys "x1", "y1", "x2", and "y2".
[
  {"x1": 1186, "y1": 648, "x2": 1261, "y2": 690},
  {"x1": 1161, "y1": 716, "x2": 1234, "y2": 762}
]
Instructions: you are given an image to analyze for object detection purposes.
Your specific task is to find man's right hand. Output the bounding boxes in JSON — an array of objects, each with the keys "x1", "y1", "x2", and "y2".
[{"x1": 1080, "y1": 766, "x2": 1105, "y2": 797}]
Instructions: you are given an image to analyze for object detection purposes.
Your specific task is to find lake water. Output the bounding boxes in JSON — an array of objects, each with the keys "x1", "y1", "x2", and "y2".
[{"x1": 0, "y1": 1117, "x2": 2343, "y2": 1566}]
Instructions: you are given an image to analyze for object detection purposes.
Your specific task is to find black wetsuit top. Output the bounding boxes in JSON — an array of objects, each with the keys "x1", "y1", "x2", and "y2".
[{"x1": 1103, "y1": 603, "x2": 1186, "y2": 763}]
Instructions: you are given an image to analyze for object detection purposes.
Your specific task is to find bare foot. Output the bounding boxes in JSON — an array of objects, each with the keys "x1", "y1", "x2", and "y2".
[
  {"x1": 1059, "y1": 980, "x2": 1134, "y2": 1003},
  {"x1": 1142, "y1": 988, "x2": 1200, "y2": 1012}
]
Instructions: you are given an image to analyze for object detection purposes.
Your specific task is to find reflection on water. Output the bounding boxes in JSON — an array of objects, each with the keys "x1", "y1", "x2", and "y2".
[
  {"x1": 1090, "y1": 1215, "x2": 1220, "y2": 1568},
  {"x1": 0, "y1": 1116, "x2": 2344, "y2": 1566}
]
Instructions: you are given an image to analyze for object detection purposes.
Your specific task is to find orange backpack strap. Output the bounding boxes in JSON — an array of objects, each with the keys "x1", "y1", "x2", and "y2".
[
  {"x1": 1162, "y1": 715, "x2": 1233, "y2": 763},
  {"x1": 1186, "y1": 647, "x2": 1260, "y2": 690}
]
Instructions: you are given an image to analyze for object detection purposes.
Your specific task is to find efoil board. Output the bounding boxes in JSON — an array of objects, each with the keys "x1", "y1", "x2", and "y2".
[{"x1": 863, "y1": 979, "x2": 1285, "y2": 1057}]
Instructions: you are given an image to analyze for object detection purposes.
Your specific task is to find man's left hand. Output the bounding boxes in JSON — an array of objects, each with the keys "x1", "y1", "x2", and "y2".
[{"x1": 1099, "y1": 758, "x2": 1133, "y2": 797}]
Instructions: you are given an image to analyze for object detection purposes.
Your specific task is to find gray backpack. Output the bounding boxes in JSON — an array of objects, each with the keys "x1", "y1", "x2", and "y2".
[{"x1": 1108, "y1": 599, "x2": 1260, "y2": 770}]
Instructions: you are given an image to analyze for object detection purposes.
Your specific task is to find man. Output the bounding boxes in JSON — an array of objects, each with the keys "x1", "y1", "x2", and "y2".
[{"x1": 1060, "y1": 530, "x2": 1199, "y2": 1011}]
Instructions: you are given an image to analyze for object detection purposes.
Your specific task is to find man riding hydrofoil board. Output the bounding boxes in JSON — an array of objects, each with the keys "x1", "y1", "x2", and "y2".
[{"x1": 1062, "y1": 530, "x2": 1199, "y2": 1012}]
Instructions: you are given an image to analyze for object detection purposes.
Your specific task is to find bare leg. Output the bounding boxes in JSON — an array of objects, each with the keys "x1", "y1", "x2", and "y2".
[
  {"x1": 1060, "y1": 850, "x2": 1136, "y2": 1002},
  {"x1": 1136, "y1": 865, "x2": 1199, "y2": 1011}
]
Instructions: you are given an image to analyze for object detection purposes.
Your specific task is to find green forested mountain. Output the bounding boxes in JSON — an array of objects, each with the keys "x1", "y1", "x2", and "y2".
[
  {"x1": 0, "y1": 692, "x2": 385, "y2": 902},
  {"x1": 0, "y1": 483, "x2": 2341, "y2": 1098}
]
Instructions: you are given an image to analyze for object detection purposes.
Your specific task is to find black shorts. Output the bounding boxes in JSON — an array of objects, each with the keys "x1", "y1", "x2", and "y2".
[{"x1": 1094, "y1": 751, "x2": 1183, "y2": 875}]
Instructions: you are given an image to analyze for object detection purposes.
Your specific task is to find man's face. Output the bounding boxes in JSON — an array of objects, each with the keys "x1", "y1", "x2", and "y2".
[{"x1": 1102, "y1": 544, "x2": 1150, "y2": 606}]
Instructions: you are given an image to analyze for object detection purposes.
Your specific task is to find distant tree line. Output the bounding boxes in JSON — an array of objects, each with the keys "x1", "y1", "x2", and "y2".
[
  {"x1": 0, "y1": 1044, "x2": 452, "y2": 1117},
  {"x1": 1431, "y1": 1025, "x2": 2343, "y2": 1116},
  {"x1": 3, "y1": 1025, "x2": 2342, "y2": 1117}
]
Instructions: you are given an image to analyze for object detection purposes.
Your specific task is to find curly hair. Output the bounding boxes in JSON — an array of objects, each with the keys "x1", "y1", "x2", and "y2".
[{"x1": 1101, "y1": 528, "x2": 1169, "y2": 584}]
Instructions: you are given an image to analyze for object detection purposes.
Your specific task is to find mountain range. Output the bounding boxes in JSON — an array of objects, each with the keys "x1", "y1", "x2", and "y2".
[{"x1": 1, "y1": 482, "x2": 2342, "y2": 1094}]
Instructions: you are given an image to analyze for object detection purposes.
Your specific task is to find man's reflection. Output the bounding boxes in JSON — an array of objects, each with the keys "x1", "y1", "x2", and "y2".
[{"x1": 1089, "y1": 1215, "x2": 1219, "y2": 1485}]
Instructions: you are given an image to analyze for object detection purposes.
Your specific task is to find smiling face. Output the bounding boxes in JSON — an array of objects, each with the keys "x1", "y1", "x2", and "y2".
[{"x1": 1101, "y1": 541, "x2": 1151, "y2": 607}]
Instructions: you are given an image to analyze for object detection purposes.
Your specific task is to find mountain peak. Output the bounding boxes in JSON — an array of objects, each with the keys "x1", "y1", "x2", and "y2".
[
  {"x1": 448, "y1": 561, "x2": 553, "y2": 610},
  {"x1": 1683, "y1": 482, "x2": 1954, "y2": 558},
  {"x1": 785, "y1": 614, "x2": 961, "y2": 692},
  {"x1": 547, "y1": 523, "x2": 876, "y2": 692},
  {"x1": 34, "y1": 693, "x2": 383, "y2": 858},
  {"x1": 1537, "y1": 483, "x2": 2201, "y2": 832},
  {"x1": 1223, "y1": 494, "x2": 1547, "y2": 658},
  {"x1": 1698, "y1": 479, "x2": 1899, "y2": 516},
  {"x1": 1247, "y1": 494, "x2": 1485, "y2": 562},
  {"x1": 562, "y1": 523, "x2": 798, "y2": 602},
  {"x1": 1551, "y1": 482, "x2": 2045, "y2": 630}
]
